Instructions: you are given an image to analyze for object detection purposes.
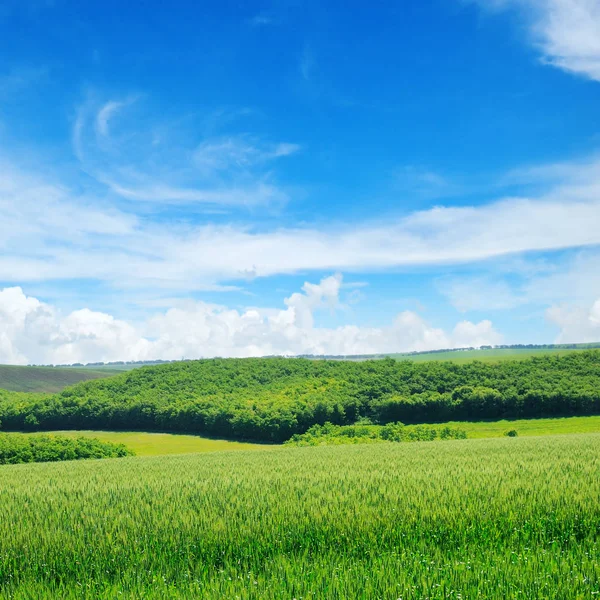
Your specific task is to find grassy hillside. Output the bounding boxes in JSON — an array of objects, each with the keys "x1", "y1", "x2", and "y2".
[
  {"x1": 0, "y1": 364, "x2": 122, "y2": 393},
  {"x1": 0, "y1": 434, "x2": 598, "y2": 598},
  {"x1": 2, "y1": 352, "x2": 600, "y2": 441}
]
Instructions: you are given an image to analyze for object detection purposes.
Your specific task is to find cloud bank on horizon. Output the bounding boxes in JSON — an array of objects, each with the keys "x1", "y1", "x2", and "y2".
[
  {"x1": 0, "y1": 275, "x2": 504, "y2": 365},
  {"x1": 1, "y1": 0, "x2": 600, "y2": 363}
]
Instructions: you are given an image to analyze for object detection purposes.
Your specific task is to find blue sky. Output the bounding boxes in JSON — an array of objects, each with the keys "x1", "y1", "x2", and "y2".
[{"x1": 2, "y1": 0, "x2": 600, "y2": 364}]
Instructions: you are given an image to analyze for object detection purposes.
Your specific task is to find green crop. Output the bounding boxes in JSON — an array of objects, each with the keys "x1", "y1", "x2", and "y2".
[{"x1": 0, "y1": 434, "x2": 599, "y2": 598}]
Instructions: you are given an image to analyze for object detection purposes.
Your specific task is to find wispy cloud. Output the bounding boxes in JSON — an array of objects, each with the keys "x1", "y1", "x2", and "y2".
[
  {"x1": 192, "y1": 136, "x2": 300, "y2": 175},
  {"x1": 393, "y1": 166, "x2": 467, "y2": 200},
  {"x1": 72, "y1": 96, "x2": 298, "y2": 208},
  {"x1": 299, "y1": 45, "x2": 316, "y2": 82},
  {"x1": 4, "y1": 150, "x2": 600, "y2": 294},
  {"x1": 474, "y1": 0, "x2": 600, "y2": 81},
  {"x1": 248, "y1": 13, "x2": 276, "y2": 27},
  {"x1": 95, "y1": 98, "x2": 138, "y2": 138}
]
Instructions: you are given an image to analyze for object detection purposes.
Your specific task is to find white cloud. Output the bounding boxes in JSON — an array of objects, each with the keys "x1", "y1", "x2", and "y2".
[
  {"x1": 546, "y1": 298, "x2": 600, "y2": 342},
  {"x1": 477, "y1": 0, "x2": 600, "y2": 81},
  {"x1": 452, "y1": 319, "x2": 502, "y2": 347},
  {"x1": 0, "y1": 276, "x2": 502, "y2": 365}
]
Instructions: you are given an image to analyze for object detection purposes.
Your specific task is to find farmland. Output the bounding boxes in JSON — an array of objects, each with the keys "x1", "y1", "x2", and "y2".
[
  {"x1": 1, "y1": 354, "x2": 600, "y2": 597},
  {"x1": 0, "y1": 434, "x2": 598, "y2": 598},
  {"x1": 0, "y1": 364, "x2": 122, "y2": 393},
  {"x1": 389, "y1": 343, "x2": 600, "y2": 363}
]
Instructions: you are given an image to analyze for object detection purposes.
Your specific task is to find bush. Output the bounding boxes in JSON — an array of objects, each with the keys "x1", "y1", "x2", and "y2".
[
  {"x1": 285, "y1": 421, "x2": 467, "y2": 446},
  {"x1": 0, "y1": 433, "x2": 134, "y2": 465},
  {"x1": 505, "y1": 430, "x2": 518, "y2": 437}
]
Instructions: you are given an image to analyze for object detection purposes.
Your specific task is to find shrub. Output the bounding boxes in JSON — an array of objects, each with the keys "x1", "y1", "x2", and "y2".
[
  {"x1": 0, "y1": 433, "x2": 134, "y2": 465},
  {"x1": 285, "y1": 421, "x2": 467, "y2": 446}
]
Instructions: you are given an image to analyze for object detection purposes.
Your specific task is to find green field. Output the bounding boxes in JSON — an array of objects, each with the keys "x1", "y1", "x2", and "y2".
[
  {"x1": 13, "y1": 414, "x2": 600, "y2": 458},
  {"x1": 390, "y1": 345, "x2": 600, "y2": 363},
  {"x1": 31, "y1": 430, "x2": 268, "y2": 455},
  {"x1": 0, "y1": 364, "x2": 122, "y2": 393},
  {"x1": 0, "y1": 434, "x2": 598, "y2": 598},
  {"x1": 443, "y1": 414, "x2": 600, "y2": 438}
]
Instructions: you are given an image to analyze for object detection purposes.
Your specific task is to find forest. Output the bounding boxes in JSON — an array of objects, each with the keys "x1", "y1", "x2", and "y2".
[{"x1": 0, "y1": 351, "x2": 599, "y2": 442}]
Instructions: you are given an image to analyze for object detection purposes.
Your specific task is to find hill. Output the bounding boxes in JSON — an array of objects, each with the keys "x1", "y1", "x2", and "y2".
[
  {"x1": 0, "y1": 364, "x2": 124, "y2": 393},
  {"x1": 1, "y1": 351, "x2": 600, "y2": 442}
]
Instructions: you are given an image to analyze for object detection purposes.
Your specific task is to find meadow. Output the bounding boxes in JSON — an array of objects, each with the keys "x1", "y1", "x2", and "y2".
[
  {"x1": 11, "y1": 414, "x2": 600, "y2": 458},
  {"x1": 34, "y1": 430, "x2": 269, "y2": 456},
  {"x1": 0, "y1": 434, "x2": 598, "y2": 598}
]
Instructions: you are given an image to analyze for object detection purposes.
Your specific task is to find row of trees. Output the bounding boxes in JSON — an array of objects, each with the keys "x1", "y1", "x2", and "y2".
[{"x1": 1, "y1": 352, "x2": 599, "y2": 442}]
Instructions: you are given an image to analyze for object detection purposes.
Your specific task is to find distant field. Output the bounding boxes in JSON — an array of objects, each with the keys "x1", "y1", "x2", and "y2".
[
  {"x1": 30, "y1": 430, "x2": 269, "y2": 455},
  {"x1": 69, "y1": 362, "x2": 167, "y2": 371},
  {"x1": 436, "y1": 415, "x2": 600, "y2": 438},
  {"x1": 0, "y1": 364, "x2": 122, "y2": 393},
  {"x1": 390, "y1": 346, "x2": 597, "y2": 363}
]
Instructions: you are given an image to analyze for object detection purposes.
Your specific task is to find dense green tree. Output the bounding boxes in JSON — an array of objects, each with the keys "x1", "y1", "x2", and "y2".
[{"x1": 0, "y1": 352, "x2": 599, "y2": 442}]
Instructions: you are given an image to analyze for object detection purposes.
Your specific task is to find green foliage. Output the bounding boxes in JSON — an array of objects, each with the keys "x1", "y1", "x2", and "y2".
[
  {"x1": 285, "y1": 421, "x2": 467, "y2": 445},
  {"x1": 505, "y1": 429, "x2": 519, "y2": 437},
  {"x1": 0, "y1": 432, "x2": 133, "y2": 464},
  {"x1": 0, "y1": 435, "x2": 599, "y2": 598},
  {"x1": 0, "y1": 351, "x2": 600, "y2": 442}
]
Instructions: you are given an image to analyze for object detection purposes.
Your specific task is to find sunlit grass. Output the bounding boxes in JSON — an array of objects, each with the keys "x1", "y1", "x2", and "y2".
[
  {"x1": 19, "y1": 414, "x2": 600, "y2": 458},
  {"x1": 27, "y1": 430, "x2": 269, "y2": 455},
  {"x1": 1, "y1": 434, "x2": 599, "y2": 598},
  {"x1": 434, "y1": 414, "x2": 600, "y2": 438}
]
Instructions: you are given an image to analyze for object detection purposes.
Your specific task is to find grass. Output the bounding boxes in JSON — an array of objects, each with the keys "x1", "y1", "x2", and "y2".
[
  {"x1": 0, "y1": 364, "x2": 122, "y2": 393},
  {"x1": 389, "y1": 346, "x2": 599, "y2": 363},
  {"x1": 0, "y1": 434, "x2": 599, "y2": 598},
  {"x1": 15, "y1": 414, "x2": 600, "y2": 458},
  {"x1": 439, "y1": 414, "x2": 600, "y2": 438},
  {"x1": 27, "y1": 430, "x2": 269, "y2": 455}
]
